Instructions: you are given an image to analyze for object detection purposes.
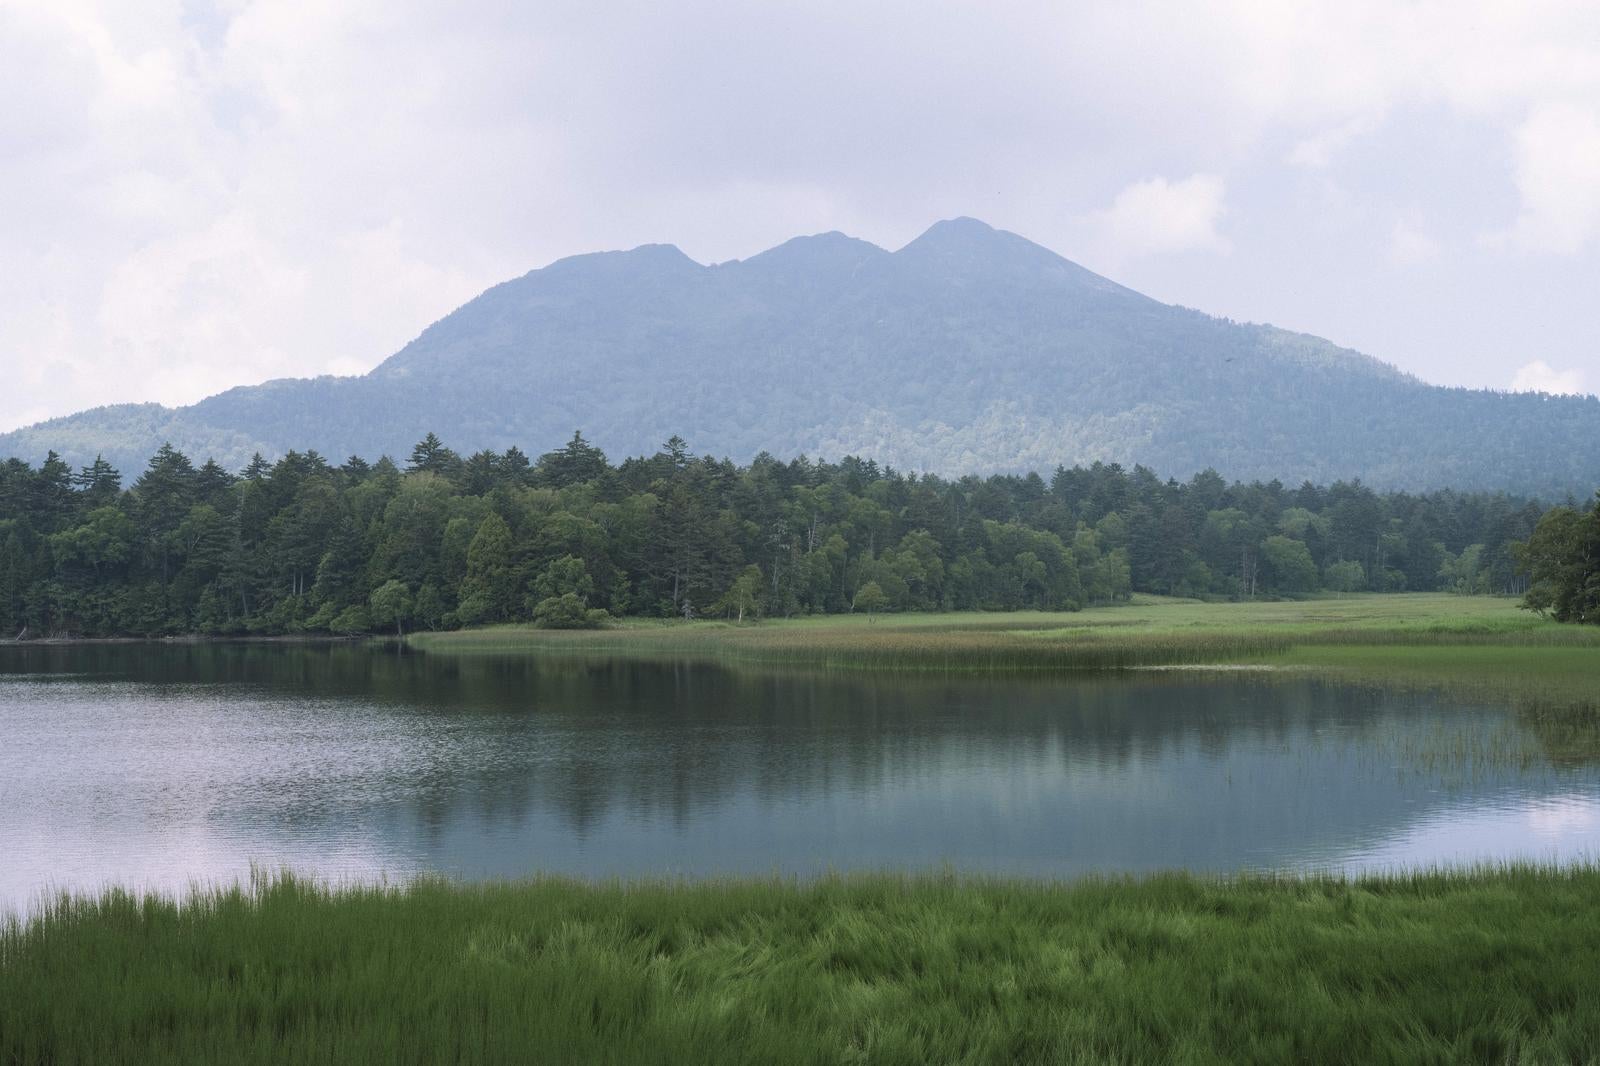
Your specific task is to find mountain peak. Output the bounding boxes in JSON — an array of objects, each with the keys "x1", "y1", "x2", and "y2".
[
  {"x1": 896, "y1": 216, "x2": 1068, "y2": 267},
  {"x1": 922, "y1": 215, "x2": 998, "y2": 237},
  {"x1": 545, "y1": 242, "x2": 702, "y2": 276},
  {"x1": 4, "y1": 216, "x2": 1597, "y2": 495},
  {"x1": 735, "y1": 231, "x2": 888, "y2": 276},
  {"x1": 517, "y1": 243, "x2": 701, "y2": 294},
  {"x1": 624, "y1": 241, "x2": 699, "y2": 264},
  {"x1": 899, "y1": 216, "x2": 1003, "y2": 252},
  {"x1": 895, "y1": 217, "x2": 1141, "y2": 298}
]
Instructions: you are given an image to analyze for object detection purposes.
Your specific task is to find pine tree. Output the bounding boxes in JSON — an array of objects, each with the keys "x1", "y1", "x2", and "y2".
[
  {"x1": 133, "y1": 444, "x2": 198, "y2": 585},
  {"x1": 195, "y1": 459, "x2": 236, "y2": 507},
  {"x1": 242, "y1": 453, "x2": 271, "y2": 481},
  {"x1": 73, "y1": 456, "x2": 122, "y2": 508},
  {"x1": 538, "y1": 431, "x2": 608, "y2": 488},
  {"x1": 33, "y1": 452, "x2": 75, "y2": 532},
  {"x1": 407, "y1": 433, "x2": 461, "y2": 477}
]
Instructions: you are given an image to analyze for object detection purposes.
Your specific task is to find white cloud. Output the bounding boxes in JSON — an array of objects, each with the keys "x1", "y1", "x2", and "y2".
[
  {"x1": 1505, "y1": 102, "x2": 1600, "y2": 253},
  {"x1": 1388, "y1": 218, "x2": 1440, "y2": 266},
  {"x1": 1511, "y1": 360, "x2": 1588, "y2": 395},
  {"x1": 1092, "y1": 174, "x2": 1229, "y2": 259},
  {"x1": 3, "y1": 0, "x2": 1600, "y2": 433},
  {"x1": 1288, "y1": 116, "x2": 1379, "y2": 168}
]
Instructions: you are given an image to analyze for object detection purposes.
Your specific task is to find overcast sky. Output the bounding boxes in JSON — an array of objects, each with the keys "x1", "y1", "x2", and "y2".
[{"x1": 3, "y1": 0, "x2": 1599, "y2": 432}]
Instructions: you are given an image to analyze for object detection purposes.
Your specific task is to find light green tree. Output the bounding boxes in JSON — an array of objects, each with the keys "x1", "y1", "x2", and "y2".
[
  {"x1": 329, "y1": 606, "x2": 372, "y2": 635},
  {"x1": 533, "y1": 555, "x2": 594, "y2": 602},
  {"x1": 1438, "y1": 544, "x2": 1488, "y2": 595},
  {"x1": 369, "y1": 579, "x2": 412, "y2": 637},
  {"x1": 1261, "y1": 535, "x2": 1318, "y2": 595},
  {"x1": 529, "y1": 555, "x2": 607, "y2": 629},
  {"x1": 716, "y1": 565, "x2": 764, "y2": 623},
  {"x1": 853, "y1": 580, "x2": 887, "y2": 619},
  {"x1": 1324, "y1": 560, "x2": 1366, "y2": 595}
]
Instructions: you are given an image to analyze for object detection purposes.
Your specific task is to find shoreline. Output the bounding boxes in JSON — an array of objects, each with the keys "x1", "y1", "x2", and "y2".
[
  {"x1": 407, "y1": 594, "x2": 1600, "y2": 703},
  {"x1": 0, "y1": 633, "x2": 369, "y2": 647}
]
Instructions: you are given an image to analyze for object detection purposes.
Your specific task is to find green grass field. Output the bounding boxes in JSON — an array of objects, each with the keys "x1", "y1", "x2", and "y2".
[
  {"x1": 5, "y1": 868, "x2": 1600, "y2": 1065},
  {"x1": 412, "y1": 593, "x2": 1600, "y2": 703}
]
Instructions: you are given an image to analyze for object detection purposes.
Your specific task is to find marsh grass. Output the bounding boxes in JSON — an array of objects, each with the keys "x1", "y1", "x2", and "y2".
[
  {"x1": 412, "y1": 594, "x2": 1600, "y2": 697},
  {"x1": 413, "y1": 620, "x2": 1297, "y2": 671},
  {"x1": 412, "y1": 594, "x2": 1600, "y2": 765},
  {"x1": 1272, "y1": 645, "x2": 1600, "y2": 708},
  {"x1": 5, "y1": 868, "x2": 1600, "y2": 1064}
]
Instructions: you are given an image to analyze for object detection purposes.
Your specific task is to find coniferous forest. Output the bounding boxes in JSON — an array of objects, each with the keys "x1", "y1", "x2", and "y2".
[{"x1": 0, "y1": 431, "x2": 1591, "y2": 639}]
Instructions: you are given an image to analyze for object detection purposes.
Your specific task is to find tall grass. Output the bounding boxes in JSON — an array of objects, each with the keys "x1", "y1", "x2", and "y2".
[
  {"x1": 410, "y1": 595, "x2": 1600, "y2": 697},
  {"x1": 5, "y1": 868, "x2": 1600, "y2": 1064},
  {"x1": 410, "y1": 596, "x2": 1600, "y2": 759},
  {"x1": 1276, "y1": 645, "x2": 1600, "y2": 706},
  {"x1": 414, "y1": 622, "x2": 1296, "y2": 671}
]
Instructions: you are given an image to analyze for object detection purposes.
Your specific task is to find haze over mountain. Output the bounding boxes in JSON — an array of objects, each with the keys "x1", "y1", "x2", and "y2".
[{"x1": 5, "y1": 218, "x2": 1597, "y2": 496}]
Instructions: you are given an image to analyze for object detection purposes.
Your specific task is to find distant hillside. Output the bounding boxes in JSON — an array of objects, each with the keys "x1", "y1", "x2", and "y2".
[{"x1": 4, "y1": 217, "x2": 1598, "y2": 495}]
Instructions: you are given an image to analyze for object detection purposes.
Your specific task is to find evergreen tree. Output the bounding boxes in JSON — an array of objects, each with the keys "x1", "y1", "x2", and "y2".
[
  {"x1": 538, "y1": 431, "x2": 609, "y2": 488},
  {"x1": 73, "y1": 456, "x2": 122, "y2": 508},
  {"x1": 32, "y1": 452, "x2": 75, "y2": 532},
  {"x1": 132, "y1": 444, "x2": 198, "y2": 583},
  {"x1": 458, "y1": 512, "x2": 518, "y2": 623},
  {"x1": 407, "y1": 433, "x2": 461, "y2": 478}
]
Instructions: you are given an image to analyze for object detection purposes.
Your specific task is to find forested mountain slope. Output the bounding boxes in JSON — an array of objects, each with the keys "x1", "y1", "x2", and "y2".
[{"x1": 4, "y1": 218, "x2": 1597, "y2": 495}]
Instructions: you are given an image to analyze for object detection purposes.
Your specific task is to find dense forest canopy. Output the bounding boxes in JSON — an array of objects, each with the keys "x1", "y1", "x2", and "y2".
[
  {"x1": 0, "y1": 432, "x2": 1578, "y2": 639},
  {"x1": 4, "y1": 219, "x2": 1599, "y2": 496}
]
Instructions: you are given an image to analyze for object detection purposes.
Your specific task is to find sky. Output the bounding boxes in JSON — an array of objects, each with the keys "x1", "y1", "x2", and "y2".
[{"x1": 2, "y1": 0, "x2": 1599, "y2": 433}]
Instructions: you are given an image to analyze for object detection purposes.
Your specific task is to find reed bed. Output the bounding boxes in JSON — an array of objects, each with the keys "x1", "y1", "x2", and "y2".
[
  {"x1": 1276, "y1": 645, "x2": 1600, "y2": 708},
  {"x1": 5, "y1": 867, "x2": 1600, "y2": 1065},
  {"x1": 414, "y1": 623, "x2": 1296, "y2": 672},
  {"x1": 411, "y1": 594, "x2": 1600, "y2": 758},
  {"x1": 412, "y1": 594, "x2": 1600, "y2": 689}
]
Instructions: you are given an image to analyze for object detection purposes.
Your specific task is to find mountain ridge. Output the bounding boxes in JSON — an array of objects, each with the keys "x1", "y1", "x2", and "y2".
[{"x1": 3, "y1": 218, "x2": 1595, "y2": 496}]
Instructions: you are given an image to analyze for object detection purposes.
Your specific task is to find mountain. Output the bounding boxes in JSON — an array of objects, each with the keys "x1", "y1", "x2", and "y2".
[{"x1": 4, "y1": 217, "x2": 1598, "y2": 495}]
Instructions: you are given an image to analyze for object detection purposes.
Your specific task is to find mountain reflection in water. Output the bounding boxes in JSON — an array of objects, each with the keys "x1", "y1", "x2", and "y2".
[{"x1": 2, "y1": 643, "x2": 1596, "y2": 911}]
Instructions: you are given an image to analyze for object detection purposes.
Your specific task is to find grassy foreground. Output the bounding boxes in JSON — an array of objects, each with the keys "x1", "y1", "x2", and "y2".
[
  {"x1": 5, "y1": 868, "x2": 1600, "y2": 1064},
  {"x1": 413, "y1": 593, "x2": 1600, "y2": 702}
]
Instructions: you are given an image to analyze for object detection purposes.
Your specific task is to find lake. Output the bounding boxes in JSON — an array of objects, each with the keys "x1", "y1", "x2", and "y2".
[{"x1": 3, "y1": 642, "x2": 1597, "y2": 911}]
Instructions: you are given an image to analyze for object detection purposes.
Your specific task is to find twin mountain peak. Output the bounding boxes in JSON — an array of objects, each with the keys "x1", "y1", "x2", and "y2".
[{"x1": 4, "y1": 218, "x2": 1595, "y2": 495}]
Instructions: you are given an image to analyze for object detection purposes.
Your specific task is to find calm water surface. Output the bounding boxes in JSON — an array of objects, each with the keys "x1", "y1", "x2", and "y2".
[{"x1": 2, "y1": 643, "x2": 1597, "y2": 910}]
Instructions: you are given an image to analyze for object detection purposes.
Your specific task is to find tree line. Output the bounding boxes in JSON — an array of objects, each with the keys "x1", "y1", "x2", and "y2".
[{"x1": 0, "y1": 432, "x2": 1579, "y2": 638}]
